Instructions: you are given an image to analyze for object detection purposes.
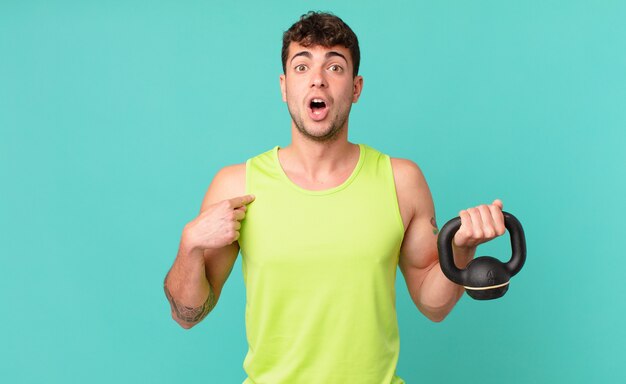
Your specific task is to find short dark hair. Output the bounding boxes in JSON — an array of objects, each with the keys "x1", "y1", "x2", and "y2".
[{"x1": 282, "y1": 11, "x2": 360, "y2": 77}]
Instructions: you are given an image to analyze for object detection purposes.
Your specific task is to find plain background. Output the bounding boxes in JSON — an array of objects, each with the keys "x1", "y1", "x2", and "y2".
[{"x1": 2, "y1": 1, "x2": 625, "y2": 383}]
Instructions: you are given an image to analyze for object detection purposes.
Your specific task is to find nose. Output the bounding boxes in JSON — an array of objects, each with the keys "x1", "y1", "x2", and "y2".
[{"x1": 310, "y1": 67, "x2": 327, "y2": 88}]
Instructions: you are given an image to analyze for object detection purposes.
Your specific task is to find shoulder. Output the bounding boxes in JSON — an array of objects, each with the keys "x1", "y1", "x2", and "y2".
[
  {"x1": 200, "y1": 163, "x2": 246, "y2": 211},
  {"x1": 390, "y1": 157, "x2": 427, "y2": 188},
  {"x1": 209, "y1": 146, "x2": 276, "y2": 196},
  {"x1": 389, "y1": 157, "x2": 434, "y2": 225},
  {"x1": 214, "y1": 163, "x2": 246, "y2": 183}
]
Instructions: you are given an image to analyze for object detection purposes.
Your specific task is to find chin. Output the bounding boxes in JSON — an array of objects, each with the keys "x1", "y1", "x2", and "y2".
[
  {"x1": 291, "y1": 110, "x2": 346, "y2": 142},
  {"x1": 302, "y1": 126, "x2": 342, "y2": 142}
]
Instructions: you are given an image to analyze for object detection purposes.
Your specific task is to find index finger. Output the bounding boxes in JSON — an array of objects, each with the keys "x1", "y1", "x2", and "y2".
[{"x1": 228, "y1": 194, "x2": 256, "y2": 209}]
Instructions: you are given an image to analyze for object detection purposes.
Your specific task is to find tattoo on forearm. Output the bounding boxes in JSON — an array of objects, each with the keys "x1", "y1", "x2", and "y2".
[
  {"x1": 164, "y1": 278, "x2": 216, "y2": 324},
  {"x1": 430, "y1": 216, "x2": 439, "y2": 235}
]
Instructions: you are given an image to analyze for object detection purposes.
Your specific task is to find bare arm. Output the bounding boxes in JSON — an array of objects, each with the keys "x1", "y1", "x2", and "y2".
[
  {"x1": 164, "y1": 164, "x2": 252, "y2": 329},
  {"x1": 392, "y1": 159, "x2": 504, "y2": 322}
]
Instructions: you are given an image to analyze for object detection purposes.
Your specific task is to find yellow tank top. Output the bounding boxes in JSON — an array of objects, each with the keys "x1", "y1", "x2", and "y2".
[{"x1": 239, "y1": 144, "x2": 405, "y2": 384}]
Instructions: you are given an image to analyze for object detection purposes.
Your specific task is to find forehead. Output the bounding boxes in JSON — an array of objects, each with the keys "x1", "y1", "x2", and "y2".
[{"x1": 287, "y1": 42, "x2": 352, "y2": 63}]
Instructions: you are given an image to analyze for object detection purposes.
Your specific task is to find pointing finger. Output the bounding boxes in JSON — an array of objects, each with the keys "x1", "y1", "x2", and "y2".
[{"x1": 228, "y1": 194, "x2": 256, "y2": 209}]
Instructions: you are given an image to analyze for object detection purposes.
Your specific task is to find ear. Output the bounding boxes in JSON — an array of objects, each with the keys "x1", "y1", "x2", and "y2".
[
  {"x1": 279, "y1": 74, "x2": 287, "y2": 102},
  {"x1": 352, "y1": 75, "x2": 364, "y2": 103}
]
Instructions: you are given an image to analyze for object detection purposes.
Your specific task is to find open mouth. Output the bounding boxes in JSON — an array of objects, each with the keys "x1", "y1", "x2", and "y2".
[
  {"x1": 308, "y1": 98, "x2": 329, "y2": 120},
  {"x1": 310, "y1": 98, "x2": 327, "y2": 114}
]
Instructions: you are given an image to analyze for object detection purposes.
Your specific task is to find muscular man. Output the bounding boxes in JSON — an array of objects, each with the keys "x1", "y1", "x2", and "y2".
[{"x1": 164, "y1": 12, "x2": 506, "y2": 384}]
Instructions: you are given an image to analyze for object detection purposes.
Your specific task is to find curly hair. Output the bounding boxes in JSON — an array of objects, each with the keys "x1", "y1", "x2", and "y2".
[{"x1": 282, "y1": 11, "x2": 360, "y2": 77}]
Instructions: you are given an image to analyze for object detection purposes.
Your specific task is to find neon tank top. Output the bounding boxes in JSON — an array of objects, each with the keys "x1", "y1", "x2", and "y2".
[{"x1": 239, "y1": 144, "x2": 405, "y2": 384}]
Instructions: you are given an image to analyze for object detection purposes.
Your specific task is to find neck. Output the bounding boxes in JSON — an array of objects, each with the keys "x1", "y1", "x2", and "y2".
[{"x1": 278, "y1": 124, "x2": 359, "y2": 182}]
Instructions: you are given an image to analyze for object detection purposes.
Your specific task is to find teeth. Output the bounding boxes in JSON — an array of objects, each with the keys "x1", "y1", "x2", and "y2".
[{"x1": 312, "y1": 98, "x2": 323, "y2": 103}]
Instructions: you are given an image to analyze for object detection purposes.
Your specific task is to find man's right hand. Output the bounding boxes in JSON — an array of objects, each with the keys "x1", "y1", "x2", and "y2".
[{"x1": 182, "y1": 194, "x2": 256, "y2": 252}]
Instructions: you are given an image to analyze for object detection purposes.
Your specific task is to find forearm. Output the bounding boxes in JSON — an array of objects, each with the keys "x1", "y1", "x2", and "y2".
[
  {"x1": 164, "y1": 240, "x2": 216, "y2": 328},
  {"x1": 418, "y1": 244, "x2": 476, "y2": 321}
]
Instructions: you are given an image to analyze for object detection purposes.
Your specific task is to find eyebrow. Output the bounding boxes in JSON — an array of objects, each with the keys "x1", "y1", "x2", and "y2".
[{"x1": 290, "y1": 50, "x2": 348, "y2": 64}]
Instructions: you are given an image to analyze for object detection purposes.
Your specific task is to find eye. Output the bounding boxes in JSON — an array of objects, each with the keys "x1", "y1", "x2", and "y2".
[
  {"x1": 328, "y1": 64, "x2": 343, "y2": 72},
  {"x1": 294, "y1": 64, "x2": 307, "y2": 72}
]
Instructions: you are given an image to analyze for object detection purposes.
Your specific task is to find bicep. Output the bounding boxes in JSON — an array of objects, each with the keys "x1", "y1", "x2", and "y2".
[
  {"x1": 398, "y1": 214, "x2": 438, "y2": 288},
  {"x1": 393, "y1": 159, "x2": 439, "y2": 296}
]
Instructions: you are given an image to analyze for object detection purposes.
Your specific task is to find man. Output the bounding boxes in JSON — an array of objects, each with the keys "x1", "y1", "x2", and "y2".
[{"x1": 164, "y1": 12, "x2": 506, "y2": 384}]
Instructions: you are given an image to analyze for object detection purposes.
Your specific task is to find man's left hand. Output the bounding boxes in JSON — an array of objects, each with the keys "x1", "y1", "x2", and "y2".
[{"x1": 453, "y1": 199, "x2": 506, "y2": 249}]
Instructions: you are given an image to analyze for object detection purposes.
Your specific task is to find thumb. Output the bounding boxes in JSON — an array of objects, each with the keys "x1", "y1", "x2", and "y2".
[{"x1": 492, "y1": 199, "x2": 503, "y2": 210}]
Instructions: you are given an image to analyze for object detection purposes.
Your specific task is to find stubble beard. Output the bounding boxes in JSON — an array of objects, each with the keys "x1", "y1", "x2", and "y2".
[{"x1": 288, "y1": 104, "x2": 350, "y2": 143}]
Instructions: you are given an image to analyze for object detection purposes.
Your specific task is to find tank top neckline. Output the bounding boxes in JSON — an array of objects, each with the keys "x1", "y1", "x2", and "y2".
[{"x1": 272, "y1": 143, "x2": 366, "y2": 196}]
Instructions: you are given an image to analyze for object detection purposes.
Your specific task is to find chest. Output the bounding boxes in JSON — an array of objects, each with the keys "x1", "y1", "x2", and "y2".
[{"x1": 240, "y1": 189, "x2": 404, "y2": 268}]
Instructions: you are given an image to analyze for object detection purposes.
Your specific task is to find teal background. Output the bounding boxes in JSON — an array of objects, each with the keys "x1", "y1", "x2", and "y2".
[{"x1": 1, "y1": 0, "x2": 625, "y2": 383}]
